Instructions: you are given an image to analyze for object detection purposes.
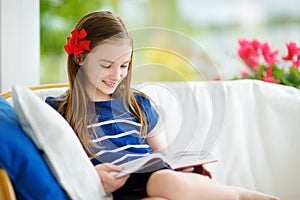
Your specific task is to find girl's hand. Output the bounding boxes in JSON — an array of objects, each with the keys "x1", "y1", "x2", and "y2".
[
  {"x1": 95, "y1": 163, "x2": 130, "y2": 195},
  {"x1": 192, "y1": 165, "x2": 212, "y2": 179},
  {"x1": 180, "y1": 165, "x2": 212, "y2": 179}
]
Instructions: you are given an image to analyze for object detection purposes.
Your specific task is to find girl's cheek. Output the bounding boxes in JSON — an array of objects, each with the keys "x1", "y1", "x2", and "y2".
[{"x1": 122, "y1": 69, "x2": 128, "y2": 77}]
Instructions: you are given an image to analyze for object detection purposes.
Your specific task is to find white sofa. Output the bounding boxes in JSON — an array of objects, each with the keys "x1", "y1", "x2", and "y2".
[
  {"x1": 136, "y1": 80, "x2": 300, "y2": 200},
  {"x1": 7, "y1": 79, "x2": 300, "y2": 200}
]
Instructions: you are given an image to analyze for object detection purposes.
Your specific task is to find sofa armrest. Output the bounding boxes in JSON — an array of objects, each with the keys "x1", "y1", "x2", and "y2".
[{"x1": 0, "y1": 168, "x2": 16, "y2": 200}]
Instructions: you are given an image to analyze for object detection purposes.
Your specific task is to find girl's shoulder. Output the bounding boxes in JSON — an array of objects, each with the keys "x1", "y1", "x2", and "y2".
[
  {"x1": 133, "y1": 90, "x2": 151, "y2": 104},
  {"x1": 132, "y1": 89, "x2": 156, "y2": 110}
]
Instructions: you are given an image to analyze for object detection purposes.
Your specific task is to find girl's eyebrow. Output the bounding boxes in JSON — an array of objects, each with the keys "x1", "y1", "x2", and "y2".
[
  {"x1": 98, "y1": 59, "x2": 113, "y2": 63},
  {"x1": 123, "y1": 60, "x2": 130, "y2": 64},
  {"x1": 98, "y1": 58, "x2": 130, "y2": 64}
]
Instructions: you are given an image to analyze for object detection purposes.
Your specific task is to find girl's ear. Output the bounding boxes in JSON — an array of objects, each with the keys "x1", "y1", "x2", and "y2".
[{"x1": 73, "y1": 54, "x2": 84, "y2": 65}]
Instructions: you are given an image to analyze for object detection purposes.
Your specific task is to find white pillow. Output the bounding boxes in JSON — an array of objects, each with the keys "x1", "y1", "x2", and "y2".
[{"x1": 12, "y1": 85, "x2": 105, "y2": 200}]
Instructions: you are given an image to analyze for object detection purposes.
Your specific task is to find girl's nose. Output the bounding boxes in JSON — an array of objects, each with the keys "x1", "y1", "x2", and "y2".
[{"x1": 109, "y1": 65, "x2": 122, "y2": 80}]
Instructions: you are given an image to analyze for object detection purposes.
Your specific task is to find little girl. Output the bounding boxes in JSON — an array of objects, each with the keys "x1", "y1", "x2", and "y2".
[{"x1": 46, "y1": 11, "x2": 279, "y2": 200}]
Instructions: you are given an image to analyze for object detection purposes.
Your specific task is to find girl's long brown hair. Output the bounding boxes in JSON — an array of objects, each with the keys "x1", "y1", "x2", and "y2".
[{"x1": 58, "y1": 11, "x2": 149, "y2": 157}]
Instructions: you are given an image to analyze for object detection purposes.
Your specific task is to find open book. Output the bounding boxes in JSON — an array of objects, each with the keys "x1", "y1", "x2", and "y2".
[{"x1": 113, "y1": 151, "x2": 217, "y2": 178}]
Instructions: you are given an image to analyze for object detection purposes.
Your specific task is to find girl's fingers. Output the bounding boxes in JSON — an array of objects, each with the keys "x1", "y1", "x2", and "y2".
[
  {"x1": 103, "y1": 163, "x2": 124, "y2": 171},
  {"x1": 100, "y1": 171, "x2": 130, "y2": 194},
  {"x1": 95, "y1": 163, "x2": 123, "y2": 172},
  {"x1": 94, "y1": 163, "x2": 130, "y2": 194}
]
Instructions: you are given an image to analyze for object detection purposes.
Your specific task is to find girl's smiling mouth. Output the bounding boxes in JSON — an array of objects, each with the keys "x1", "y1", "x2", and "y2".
[{"x1": 103, "y1": 80, "x2": 118, "y2": 88}]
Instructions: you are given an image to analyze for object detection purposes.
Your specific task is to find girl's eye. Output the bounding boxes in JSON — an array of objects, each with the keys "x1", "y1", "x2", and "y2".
[
  {"x1": 100, "y1": 65, "x2": 110, "y2": 68},
  {"x1": 121, "y1": 65, "x2": 128, "y2": 68}
]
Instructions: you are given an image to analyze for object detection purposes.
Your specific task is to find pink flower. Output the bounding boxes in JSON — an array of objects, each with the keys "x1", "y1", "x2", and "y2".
[
  {"x1": 260, "y1": 42, "x2": 279, "y2": 66},
  {"x1": 260, "y1": 67, "x2": 280, "y2": 83},
  {"x1": 293, "y1": 59, "x2": 300, "y2": 68},
  {"x1": 283, "y1": 42, "x2": 298, "y2": 60},
  {"x1": 238, "y1": 39, "x2": 260, "y2": 68},
  {"x1": 250, "y1": 39, "x2": 261, "y2": 51},
  {"x1": 234, "y1": 39, "x2": 300, "y2": 88},
  {"x1": 261, "y1": 76, "x2": 276, "y2": 83},
  {"x1": 238, "y1": 39, "x2": 279, "y2": 68},
  {"x1": 282, "y1": 42, "x2": 300, "y2": 68},
  {"x1": 239, "y1": 69, "x2": 249, "y2": 78}
]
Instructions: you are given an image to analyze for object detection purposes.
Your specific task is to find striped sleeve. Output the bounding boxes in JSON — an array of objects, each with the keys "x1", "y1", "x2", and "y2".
[{"x1": 135, "y1": 95, "x2": 159, "y2": 134}]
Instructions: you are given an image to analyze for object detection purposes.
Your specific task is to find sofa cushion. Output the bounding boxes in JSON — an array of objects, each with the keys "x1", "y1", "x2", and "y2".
[
  {"x1": 12, "y1": 86, "x2": 105, "y2": 199},
  {"x1": 0, "y1": 96, "x2": 68, "y2": 200}
]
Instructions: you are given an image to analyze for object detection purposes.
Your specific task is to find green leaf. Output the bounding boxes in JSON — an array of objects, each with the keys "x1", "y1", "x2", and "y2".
[
  {"x1": 272, "y1": 65, "x2": 286, "y2": 82},
  {"x1": 282, "y1": 68, "x2": 300, "y2": 88}
]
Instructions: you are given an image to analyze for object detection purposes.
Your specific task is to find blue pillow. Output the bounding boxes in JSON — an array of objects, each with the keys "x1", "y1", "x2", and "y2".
[{"x1": 0, "y1": 96, "x2": 68, "y2": 200}]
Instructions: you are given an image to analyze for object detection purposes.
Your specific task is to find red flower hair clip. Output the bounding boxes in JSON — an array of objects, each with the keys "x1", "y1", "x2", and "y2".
[{"x1": 64, "y1": 28, "x2": 91, "y2": 55}]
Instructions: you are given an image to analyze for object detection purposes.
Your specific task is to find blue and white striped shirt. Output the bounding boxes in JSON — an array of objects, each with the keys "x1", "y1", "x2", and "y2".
[{"x1": 46, "y1": 94, "x2": 158, "y2": 165}]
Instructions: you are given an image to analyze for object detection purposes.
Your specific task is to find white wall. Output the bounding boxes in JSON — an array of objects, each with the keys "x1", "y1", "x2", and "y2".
[{"x1": 0, "y1": 0, "x2": 40, "y2": 93}]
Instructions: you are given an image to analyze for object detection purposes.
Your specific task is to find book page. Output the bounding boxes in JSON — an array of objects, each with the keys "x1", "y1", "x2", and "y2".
[
  {"x1": 165, "y1": 151, "x2": 217, "y2": 169},
  {"x1": 114, "y1": 152, "x2": 166, "y2": 178}
]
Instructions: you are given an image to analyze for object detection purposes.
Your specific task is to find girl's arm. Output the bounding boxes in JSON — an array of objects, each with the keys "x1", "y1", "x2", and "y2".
[
  {"x1": 146, "y1": 130, "x2": 169, "y2": 154},
  {"x1": 146, "y1": 105, "x2": 169, "y2": 154}
]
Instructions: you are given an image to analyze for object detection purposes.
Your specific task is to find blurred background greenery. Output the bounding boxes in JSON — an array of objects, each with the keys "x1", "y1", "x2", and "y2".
[{"x1": 40, "y1": 0, "x2": 300, "y2": 84}]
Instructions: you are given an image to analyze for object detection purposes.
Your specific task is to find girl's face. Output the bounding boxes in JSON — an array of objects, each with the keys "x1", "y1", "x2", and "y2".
[{"x1": 79, "y1": 39, "x2": 132, "y2": 101}]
